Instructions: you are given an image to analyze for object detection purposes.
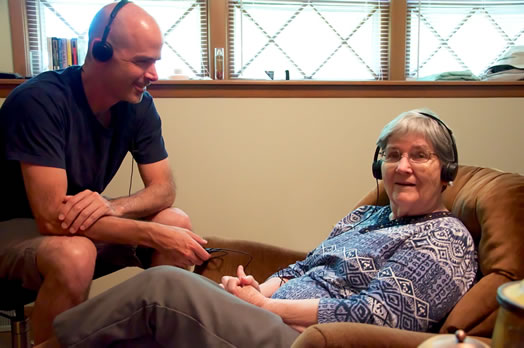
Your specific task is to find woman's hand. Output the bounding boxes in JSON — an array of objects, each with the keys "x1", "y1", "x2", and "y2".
[
  {"x1": 237, "y1": 265, "x2": 261, "y2": 291},
  {"x1": 221, "y1": 265, "x2": 268, "y2": 308}
]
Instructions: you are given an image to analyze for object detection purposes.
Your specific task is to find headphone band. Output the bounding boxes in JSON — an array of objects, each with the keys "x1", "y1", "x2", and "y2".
[
  {"x1": 100, "y1": 0, "x2": 130, "y2": 44},
  {"x1": 417, "y1": 112, "x2": 458, "y2": 165}
]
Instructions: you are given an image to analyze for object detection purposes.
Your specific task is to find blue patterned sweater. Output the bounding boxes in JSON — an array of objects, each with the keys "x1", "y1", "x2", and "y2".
[{"x1": 269, "y1": 205, "x2": 477, "y2": 332}]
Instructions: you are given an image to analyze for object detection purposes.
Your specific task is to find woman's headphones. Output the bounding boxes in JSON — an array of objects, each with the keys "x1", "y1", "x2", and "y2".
[
  {"x1": 371, "y1": 112, "x2": 459, "y2": 182},
  {"x1": 92, "y1": 0, "x2": 130, "y2": 62}
]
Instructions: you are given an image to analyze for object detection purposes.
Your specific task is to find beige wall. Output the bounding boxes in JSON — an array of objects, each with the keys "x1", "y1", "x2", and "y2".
[
  {"x1": 1, "y1": 3, "x2": 523, "y2": 250},
  {"x1": 2, "y1": 2, "x2": 522, "y2": 295},
  {"x1": 0, "y1": 0, "x2": 14, "y2": 72},
  {"x1": 2, "y1": 95, "x2": 523, "y2": 291},
  {"x1": 97, "y1": 98, "x2": 523, "y2": 251},
  {"x1": 2, "y1": 97, "x2": 522, "y2": 250}
]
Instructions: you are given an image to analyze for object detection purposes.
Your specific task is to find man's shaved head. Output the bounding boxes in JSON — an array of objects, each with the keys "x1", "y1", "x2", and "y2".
[
  {"x1": 82, "y1": 2, "x2": 163, "y2": 110},
  {"x1": 87, "y1": 2, "x2": 162, "y2": 60}
]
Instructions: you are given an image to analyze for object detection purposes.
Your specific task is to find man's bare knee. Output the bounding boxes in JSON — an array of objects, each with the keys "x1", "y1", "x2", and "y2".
[
  {"x1": 147, "y1": 207, "x2": 192, "y2": 230},
  {"x1": 36, "y1": 236, "x2": 97, "y2": 296}
]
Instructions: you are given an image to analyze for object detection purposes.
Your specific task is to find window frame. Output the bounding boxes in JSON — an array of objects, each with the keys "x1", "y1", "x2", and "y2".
[
  {"x1": 6, "y1": 0, "x2": 407, "y2": 80},
  {"x1": 6, "y1": 0, "x2": 524, "y2": 98}
]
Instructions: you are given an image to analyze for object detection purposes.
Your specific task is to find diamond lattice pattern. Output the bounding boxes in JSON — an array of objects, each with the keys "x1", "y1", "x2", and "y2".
[
  {"x1": 230, "y1": 1, "x2": 390, "y2": 80},
  {"x1": 35, "y1": 0, "x2": 207, "y2": 78},
  {"x1": 407, "y1": 2, "x2": 524, "y2": 78}
]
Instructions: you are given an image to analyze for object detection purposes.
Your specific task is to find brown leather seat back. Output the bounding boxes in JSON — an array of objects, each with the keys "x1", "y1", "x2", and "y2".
[{"x1": 354, "y1": 165, "x2": 524, "y2": 337}]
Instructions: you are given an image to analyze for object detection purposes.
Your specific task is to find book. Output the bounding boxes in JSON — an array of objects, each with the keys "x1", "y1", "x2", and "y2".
[
  {"x1": 66, "y1": 39, "x2": 72, "y2": 66},
  {"x1": 47, "y1": 37, "x2": 53, "y2": 71},
  {"x1": 71, "y1": 38, "x2": 78, "y2": 65},
  {"x1": 51, "y1": 37, "x2": 59, "y2": 70},
  {"x1": 47, "y1": 37, "x2": 81, "y2": 70}
]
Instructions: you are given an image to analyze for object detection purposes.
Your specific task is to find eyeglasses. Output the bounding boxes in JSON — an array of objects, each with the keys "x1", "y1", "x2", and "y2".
[{"x1": 380, "y1": 149, "x2": 438, "y2": 164}]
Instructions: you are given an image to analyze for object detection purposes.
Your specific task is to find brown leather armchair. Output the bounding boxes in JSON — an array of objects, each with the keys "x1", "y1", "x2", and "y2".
[{"x1": 194, "y1": 165, "x2": 524, "y2": 347}]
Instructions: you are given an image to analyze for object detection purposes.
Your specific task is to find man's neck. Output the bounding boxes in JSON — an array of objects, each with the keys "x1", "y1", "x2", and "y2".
[{"x1": 81, "y1": 64, "x2": 118, "y2": 115}]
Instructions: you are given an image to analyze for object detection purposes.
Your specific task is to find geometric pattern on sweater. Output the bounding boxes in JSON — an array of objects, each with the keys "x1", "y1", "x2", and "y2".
[{"x1": 270, "y1": 205, "x2": 478, "y2": 332}]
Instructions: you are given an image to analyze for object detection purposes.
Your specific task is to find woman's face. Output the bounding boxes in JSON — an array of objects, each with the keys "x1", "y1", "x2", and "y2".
[{"x1": 381, "y1": 132, "x2": 445, "y2": 218}]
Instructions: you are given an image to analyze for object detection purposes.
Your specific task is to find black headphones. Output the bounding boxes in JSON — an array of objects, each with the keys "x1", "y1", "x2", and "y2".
[
  {"x1": 372, "y1": 112, "x2": 459, "y2": 182},
  {"x1": 92, "y1": 0, "x2": 130, "y2": 62}
]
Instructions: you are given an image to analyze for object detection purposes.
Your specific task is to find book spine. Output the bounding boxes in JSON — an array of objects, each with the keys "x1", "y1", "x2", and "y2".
[
  {"x1": 71, "y1": 38, "x2": 78, "y2": 65},
  {"x1": 66, "y1": 39, "x2": 72, "y2": 67},
  {"x1": 60, "y1": 38, "x2": 68, "y2": 69},
  {"x1": 52, "y1": 37, "x2": 59, "y2": 70},
  {"x1": 47, "y1": 37, "x2": 53, "y2": 71}
]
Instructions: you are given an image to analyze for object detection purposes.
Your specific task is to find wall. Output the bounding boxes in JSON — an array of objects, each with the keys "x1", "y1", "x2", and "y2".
[
  {"x1": 0, "y1": 0, "x2": 14, "y2": 72},
  {"x1": 1, "y1": 96, "x2": 523, "y2": 251},
  {"x1": 1, "y1": 1, "x2": 522, "y2": 300},
  {"x1": 97, "y1": 97, "x2": 524, "y2": 252},
  {"x1": 2, "y1": 95, "x2": 523, "y2": 291},
  {"x1": 1, "y1": 0, "x2": 522, "y2": 252}
]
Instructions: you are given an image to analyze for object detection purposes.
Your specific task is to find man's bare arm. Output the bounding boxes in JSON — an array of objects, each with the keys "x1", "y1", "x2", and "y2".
[
  {"x1": 21, "y1": 163, "x2": 68, "y2": 235},
  {"x1": 21, "y1": 162, "x2": 209, "y2": 266},
  {"x1": 111, "y1": 158, "x2": 175, "y2": 219},
  {"x1": 58, "y1": 158, "x2": 175, "y2": 232}
]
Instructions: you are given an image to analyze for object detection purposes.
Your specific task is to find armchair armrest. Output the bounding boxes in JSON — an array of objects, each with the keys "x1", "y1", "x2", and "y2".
[
  {"x1": 292, "y1": 323, "x2": 433, "y2": 348},
  {"x1": 194, "y1": 236, "x2": 307, "y2": 283},
  {"x1": 291, "y1": 322, "x2": 492, "y2": 348}
]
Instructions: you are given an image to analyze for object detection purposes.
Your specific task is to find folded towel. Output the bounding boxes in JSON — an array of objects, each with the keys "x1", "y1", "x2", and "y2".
[{"x1": 418, "y1": 70, "x2": 480, "y2": 81}]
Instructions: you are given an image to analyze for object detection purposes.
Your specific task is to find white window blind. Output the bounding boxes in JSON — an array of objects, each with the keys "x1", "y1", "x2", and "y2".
[
  {"x1": 406, "y1": 0, "x2": 524, "y2": 79},
  {"x1": 228, "y1": 0, "x2": 391, "y2": 80},
  {"x1": 24, "y1": 0, "x2": 209, "y2": 79}
]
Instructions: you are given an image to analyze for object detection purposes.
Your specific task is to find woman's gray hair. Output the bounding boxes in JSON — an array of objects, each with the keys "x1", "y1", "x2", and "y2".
[{"x1": 376, "y1": 109, "x2": 456, "y2": 166}]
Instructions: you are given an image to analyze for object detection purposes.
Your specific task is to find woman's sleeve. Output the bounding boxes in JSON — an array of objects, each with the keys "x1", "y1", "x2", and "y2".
[{"x1": 317, "y1": 219, "x2": 477, "y2": 332}]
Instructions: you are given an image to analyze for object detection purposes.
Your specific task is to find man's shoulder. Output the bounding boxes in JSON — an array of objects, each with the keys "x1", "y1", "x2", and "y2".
[{"x1": 10, "y1": 67, "x2": 80, "y2": 99}]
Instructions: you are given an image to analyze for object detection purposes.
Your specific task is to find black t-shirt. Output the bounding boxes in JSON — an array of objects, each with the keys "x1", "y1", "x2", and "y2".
[{"x1": 0, "y1": 66, "x2": 168, "y2": 221}]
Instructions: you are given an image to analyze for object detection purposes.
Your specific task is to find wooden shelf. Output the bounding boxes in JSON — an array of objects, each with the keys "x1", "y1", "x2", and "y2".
[{"x1": 2, "y1": 79, "x2": 524, "y2": 98}]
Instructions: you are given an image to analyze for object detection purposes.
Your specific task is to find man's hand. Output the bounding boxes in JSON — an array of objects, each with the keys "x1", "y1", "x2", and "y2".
[
  {"x1": 58, "y1": 190, "x2": 119, "y2": 233},
  {"x1": 152, "y1": 226, "x2": 210, "y2": 269},
  {"x1": 221, "y1": 265, "x2": 268, "y2": 308}
]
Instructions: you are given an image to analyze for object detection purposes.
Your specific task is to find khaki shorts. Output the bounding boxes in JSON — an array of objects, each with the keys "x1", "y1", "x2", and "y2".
[{"x1": 0, "y1": 218, "x2": 153, "y2": 291}]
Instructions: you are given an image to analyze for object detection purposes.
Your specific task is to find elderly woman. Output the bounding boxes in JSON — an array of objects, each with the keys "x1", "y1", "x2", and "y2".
[{"x1": 37, "y1": 110, "x2": 477, "y2": 348}]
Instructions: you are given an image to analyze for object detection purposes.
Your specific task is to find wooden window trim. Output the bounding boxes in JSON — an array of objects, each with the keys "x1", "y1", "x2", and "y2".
[
  {"x1": 9, "y1": 0, "x2": 30, "y2": 77},
  {"x1": 6, "y1": 0, "x2": 524, "y2": 94},
  {"x1": 2, "y1": 79, "x2": 524, "y2": 98},
  {"x1": 389, "y1": 0, "x2": 406, "y2": 80}
]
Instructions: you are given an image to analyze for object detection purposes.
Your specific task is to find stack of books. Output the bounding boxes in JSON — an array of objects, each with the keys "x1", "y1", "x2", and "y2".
[{"x1": 47, "y1": 37, "x2": 81, "y2": 71}]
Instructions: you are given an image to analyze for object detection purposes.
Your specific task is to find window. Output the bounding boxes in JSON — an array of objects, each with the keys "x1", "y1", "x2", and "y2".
[
  {"x1": 228, "y1": 0, "x2": 390, "y2": 80},
  {"x1": 25, "y1": 0, "x2": 209, "y2": 79},
  {"x1": 12, "y1": 0, "x2": 524, "y2": 81},
  {"x1": 406, "y1": 0, "x2": 524, "y2": 79}
]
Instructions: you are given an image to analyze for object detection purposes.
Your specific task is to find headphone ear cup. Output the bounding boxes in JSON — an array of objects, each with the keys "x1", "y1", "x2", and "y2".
[
  {"x1": 92, "y1": 40, "x2": 113, "y2": 62},
  {"x1": 441, "y1": 162, "x2": 458, "y2": 182},
  {"x1": 372, "y1": 160, "x2": 383, "y2": 180}
]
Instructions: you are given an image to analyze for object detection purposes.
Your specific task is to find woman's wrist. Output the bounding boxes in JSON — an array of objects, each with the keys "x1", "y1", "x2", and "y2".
[{"x1": 261, "y1": 298, "x2": 278, "y2": 314}]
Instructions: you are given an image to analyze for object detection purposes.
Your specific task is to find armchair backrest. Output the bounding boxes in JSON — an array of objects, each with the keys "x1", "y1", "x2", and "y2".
[{"x1": 354, "y1": 165, "x2": 524, "y2": 337}]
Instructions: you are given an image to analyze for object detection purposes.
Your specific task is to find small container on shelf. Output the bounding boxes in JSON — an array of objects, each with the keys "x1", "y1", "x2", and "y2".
[{"x1": 214, "y1": 48, "x2": 224, "y2": 80}]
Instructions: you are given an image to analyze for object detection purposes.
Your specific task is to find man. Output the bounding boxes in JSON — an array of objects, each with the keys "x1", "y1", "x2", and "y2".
[{"x1": 0, "y1": 1, "x2": 210, "y2": 344}]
